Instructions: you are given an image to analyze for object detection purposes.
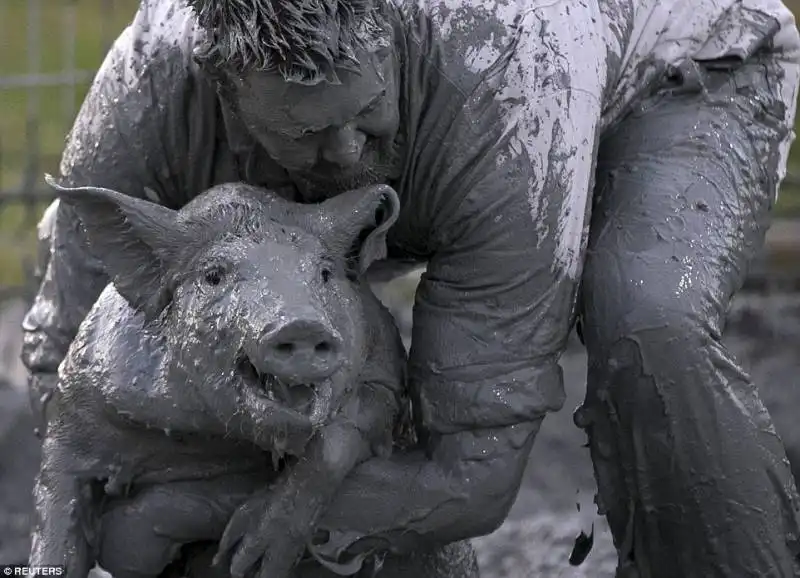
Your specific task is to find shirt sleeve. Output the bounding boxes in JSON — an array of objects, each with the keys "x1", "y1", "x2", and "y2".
[
  {"x1": 408, "y1": 160, "x2": 572, "y2": 435},
  {"x1": 20, "y1": 0, "x2": 207, "y2": 374},
  {"x1": 401, "y1": 0, "x2": 608, "y2": 435}
]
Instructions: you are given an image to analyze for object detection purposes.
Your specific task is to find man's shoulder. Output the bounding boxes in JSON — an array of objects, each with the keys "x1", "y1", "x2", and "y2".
[
  {"x1": 61, "y1": 0, "x2": 221, "y2": 207},
  {"x1": 112, "y1": 0, "x2": 202, "y2": 82},
  {"x1": 97, "y1": 0, "x2": 211, "y2": 142},
  {"x1": 388, "y1": 0, "x2": 615, "y2": 99},
  {"x1": 384, "y1": 0, "x2": 610, "y2": 258},
  {"x1": 389, "y1": 0, "x2": 526, "y2": 60},
  {"x1": 136, "y1": 0, "x2": 201, "y2": 54}
]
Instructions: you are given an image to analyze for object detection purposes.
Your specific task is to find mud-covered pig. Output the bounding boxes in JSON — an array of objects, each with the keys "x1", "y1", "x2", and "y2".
[{"x1": 30, "y1": 177, "x2": 411, "y2": 577}]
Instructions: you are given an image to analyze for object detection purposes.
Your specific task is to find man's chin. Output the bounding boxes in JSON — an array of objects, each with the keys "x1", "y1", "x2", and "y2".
[{"x1": 291, "y1": 169, "x2": 389, "y2": 201}]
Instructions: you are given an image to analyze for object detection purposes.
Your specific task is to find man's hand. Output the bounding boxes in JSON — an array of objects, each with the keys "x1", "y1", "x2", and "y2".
[
  {"x1": 214, "y1": 418, "x2": 376, "y2": 578},
  {"x1": 94, "y1": 420, "x2": 540, "y2": 576},
  {"x1": 214, "y1": 483, "x2": 316, "y2": 578}
]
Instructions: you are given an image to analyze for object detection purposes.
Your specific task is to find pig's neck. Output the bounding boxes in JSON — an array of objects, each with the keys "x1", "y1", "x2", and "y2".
[
  {"x1": 112, "y1": 335, "x2": 224, "y2": 435},
  {"x1": 157, "y1": 353, "x2": 230, "y2": 434}
]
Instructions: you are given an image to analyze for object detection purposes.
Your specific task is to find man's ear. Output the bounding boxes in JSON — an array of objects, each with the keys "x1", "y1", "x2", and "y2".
[
  {"x1": 45, "y1": 174, "x2": 185, "y2": 319},
  {"x1": 315, "y1": 185, "x2": 401, "y2": 275}
]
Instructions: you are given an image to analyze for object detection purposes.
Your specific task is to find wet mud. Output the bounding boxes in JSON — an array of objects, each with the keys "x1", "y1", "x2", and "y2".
[{"x1": 2, "y1": 287, "x2": 800, "y2": 577}]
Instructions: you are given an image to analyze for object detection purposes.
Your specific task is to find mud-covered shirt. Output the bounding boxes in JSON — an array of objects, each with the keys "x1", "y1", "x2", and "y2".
[{"x1": 23, "y1": 0, "x2": 800, "y2": 434}]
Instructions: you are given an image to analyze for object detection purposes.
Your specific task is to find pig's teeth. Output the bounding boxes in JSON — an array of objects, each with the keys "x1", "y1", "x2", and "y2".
[
  {"x1": 270, "y1": 448, "x2": 284, "y2": 471},
  {"x1": 274, "y1": 378, "x2": 292, "y2": 404}
]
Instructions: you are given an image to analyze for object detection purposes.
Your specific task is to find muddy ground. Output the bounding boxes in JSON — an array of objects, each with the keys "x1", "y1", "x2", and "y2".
[{"x1": 1, "y1": 280, "x2": 799, "y2": 577}]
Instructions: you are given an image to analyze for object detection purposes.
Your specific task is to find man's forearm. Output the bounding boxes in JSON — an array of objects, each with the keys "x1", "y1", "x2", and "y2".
[{"x1": 317, "y1": 420, "x2": 541, "y2": 554}]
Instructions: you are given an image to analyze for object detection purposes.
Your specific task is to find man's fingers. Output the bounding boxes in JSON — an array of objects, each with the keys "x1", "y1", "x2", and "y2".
[
  {"x1": 216, "y1": 495, "x2": 268, "y2": 567},
  {"x1": 256, "y1": 535, "x2": 305, "y2": 578},
  {"x1": 229, "y1": 525, "x2": 270, "y2": 578},
  {"x1": 215, "y1": 514, "x2": 247, "y2": 565},
  {"x1": 229, "y1": 510, "x2": 307, "y2": 578}
]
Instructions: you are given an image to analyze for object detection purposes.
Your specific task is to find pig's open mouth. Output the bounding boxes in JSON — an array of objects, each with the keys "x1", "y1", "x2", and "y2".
[{"x1": 236, "y1": 355, "x2": 316, "y2": 415}]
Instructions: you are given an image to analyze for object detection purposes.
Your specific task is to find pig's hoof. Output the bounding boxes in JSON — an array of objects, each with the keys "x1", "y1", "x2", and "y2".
[{"x1": 215, "y1": 489, "x2": 310, "y2": 578}]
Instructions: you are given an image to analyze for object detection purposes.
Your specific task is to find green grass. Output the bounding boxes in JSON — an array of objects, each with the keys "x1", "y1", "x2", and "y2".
[{"x1": 1, "y1": 0, "x2": 800, "y2": 289}]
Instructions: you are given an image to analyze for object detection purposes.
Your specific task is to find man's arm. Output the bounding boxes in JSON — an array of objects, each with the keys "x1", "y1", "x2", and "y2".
[
  {"x1": 315, "y1": 157, "x2": 576, "y2": 552},
  {"x1": 318, "y1": 423, "x2": 540, "y2": 550},
  {"x1": 21, "y1": 0, "x2": 205, "y2": 429},
  {"x1": 311, "y1": 0, "x2": 610, "y2": 557}
]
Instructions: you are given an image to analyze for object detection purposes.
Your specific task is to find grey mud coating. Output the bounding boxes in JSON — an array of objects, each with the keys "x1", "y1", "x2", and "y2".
[
  {"x1": 30, "y1": 181, "x2": 478, "y2": 577},
  {"x1": 19, "y1": 0, "x2": 800, "y2": 576},
  {"x1": 576, "y1": 57, "x2": 800, "y2": 576}
]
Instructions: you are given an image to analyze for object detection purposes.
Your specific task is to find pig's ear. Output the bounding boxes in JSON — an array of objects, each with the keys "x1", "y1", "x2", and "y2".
[
  {"x1": 318, "y1": 185, "x2": 401, "y2": 275},
  {"x1": 45, "y1": 174, "x2": 184, "y2": 319}
]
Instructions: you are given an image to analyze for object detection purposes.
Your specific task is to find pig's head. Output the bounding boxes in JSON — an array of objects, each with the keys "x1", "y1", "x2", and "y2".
[{"x1": 45, "y1": 175, "x2": 400, "y2": 456}]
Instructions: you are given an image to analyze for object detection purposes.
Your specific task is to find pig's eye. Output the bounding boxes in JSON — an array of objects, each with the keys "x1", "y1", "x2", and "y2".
[
  {"x1": 321, "y1": 268, "x2": 331, "y2": 283},
  {"x1": 204, "y1": 266, "x2": 225, "y2": 286}
]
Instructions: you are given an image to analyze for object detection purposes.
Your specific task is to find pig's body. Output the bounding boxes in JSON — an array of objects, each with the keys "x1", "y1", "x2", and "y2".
[
  {"x1": 41, "y1": 281, "x2": 406, "y2": 578},
  {"x1": 48, "y1": 285, "x2": 299, "y2": 487},
  {"x1": 31, "y1": 181, "x2": 428, "y2": 578}
]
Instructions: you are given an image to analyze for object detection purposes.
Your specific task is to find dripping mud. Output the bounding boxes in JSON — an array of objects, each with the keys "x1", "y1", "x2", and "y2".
[{"x1": 2, "y1": 285, "x2": 800, "y2": 577}]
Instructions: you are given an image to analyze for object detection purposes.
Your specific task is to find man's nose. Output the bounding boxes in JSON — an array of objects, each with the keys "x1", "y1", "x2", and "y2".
[{"x1": 321, "y1": 124, "x2": 366, "y2": 167}]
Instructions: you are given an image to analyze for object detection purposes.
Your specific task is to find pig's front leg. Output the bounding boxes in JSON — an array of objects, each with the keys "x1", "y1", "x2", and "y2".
[
  {"x1": 30, "y1": 436, "x2": 96, "y2": 577},
  {"x1": 215, "y1": 383, "x2": 397, "y2": 578}
]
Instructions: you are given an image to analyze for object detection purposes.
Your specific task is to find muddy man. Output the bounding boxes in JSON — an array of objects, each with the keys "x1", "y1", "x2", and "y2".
[{"x1": 20, "y1": 0, "x2": 800, "y2": 576}]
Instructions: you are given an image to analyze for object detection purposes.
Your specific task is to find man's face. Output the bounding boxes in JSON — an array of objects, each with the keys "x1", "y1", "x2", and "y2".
[{"x1": 227, "y1": 49, "x2": 402, "y2": 199}]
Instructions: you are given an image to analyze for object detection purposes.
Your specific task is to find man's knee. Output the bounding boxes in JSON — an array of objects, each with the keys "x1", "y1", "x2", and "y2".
[{"x1": 577, "y1": 262, "x2": 716, "y2": 532}]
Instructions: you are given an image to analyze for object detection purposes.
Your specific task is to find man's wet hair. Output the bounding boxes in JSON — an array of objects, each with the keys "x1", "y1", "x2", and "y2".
[{"x1": 188, "y1": 0, "x2": 390, "y2": 84}]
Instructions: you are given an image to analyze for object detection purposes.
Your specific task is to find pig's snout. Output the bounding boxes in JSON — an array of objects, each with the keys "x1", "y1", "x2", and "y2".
[{"x1": 260, "y1": 319, "x2": 344, "y2": 383}]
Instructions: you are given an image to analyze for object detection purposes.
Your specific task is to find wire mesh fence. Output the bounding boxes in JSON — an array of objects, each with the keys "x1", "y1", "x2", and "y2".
[
  {"x1": 1, "y1": 0, "x2": 799, "y2": 304},
  {"x1": 0, "y1": 0, "x2": 137, "y2": 301}
]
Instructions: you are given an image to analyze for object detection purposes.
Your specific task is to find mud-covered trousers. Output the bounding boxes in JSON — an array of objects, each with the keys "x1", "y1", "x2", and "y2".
[{"x1": 574, "y1": 53, "x2": 800, "y2": 576}]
